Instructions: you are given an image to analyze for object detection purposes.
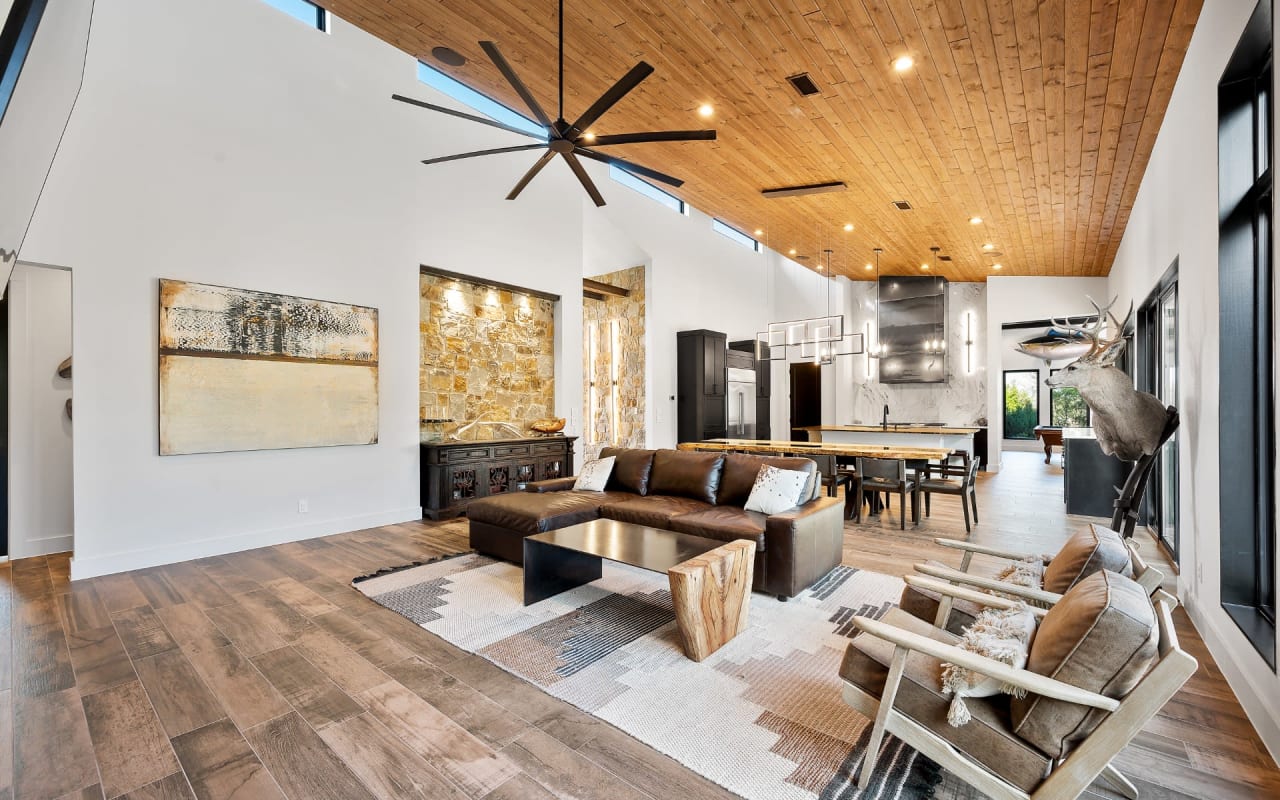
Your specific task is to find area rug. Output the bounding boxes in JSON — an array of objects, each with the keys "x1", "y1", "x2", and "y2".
[{"x1": 354, "y1": 554, "x2": 979, "y2": 800}]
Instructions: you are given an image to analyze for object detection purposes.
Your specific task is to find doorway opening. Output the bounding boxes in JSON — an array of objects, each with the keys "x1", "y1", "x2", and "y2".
[{"x1": 5, "y1": 262, "x2": 73, "y2": 560}]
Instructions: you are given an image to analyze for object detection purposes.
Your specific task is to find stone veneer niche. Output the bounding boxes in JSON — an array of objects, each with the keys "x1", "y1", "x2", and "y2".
[
  {"x1": 419, "y1": 272, "x2": 555, "y2": 432},
  {"x1": 582, "y1": 265, "x2": 645, "y2": 459}
]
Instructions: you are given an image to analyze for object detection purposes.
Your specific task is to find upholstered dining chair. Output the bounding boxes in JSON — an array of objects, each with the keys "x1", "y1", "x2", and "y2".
[
  {"x1": 853, "y1": 457, "x2": 918, "y2": 529},
  {"x1": 918, "y1": 457, "x2": 980, "y2": 532},
  {"x1": 901, "y1": 524, "x2": 1164, "y2": 635},
  {"x1": 841, "y1": 573, "x2": 1197, "y2": 800}
]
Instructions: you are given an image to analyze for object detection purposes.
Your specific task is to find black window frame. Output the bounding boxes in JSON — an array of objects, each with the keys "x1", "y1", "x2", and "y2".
[
  {"x1": 1002, "y1": 369, "x2": 1041, "y2": 441},
  {"x1": 1218, "y1": 0, "x2": 1276, "y2": 669},
  {"x1": 1048, "y1": 369, "x2": 1091, "y2": 428},
  {"x1": 0, "y1": 0, "x2": 50, "y2": 127}
]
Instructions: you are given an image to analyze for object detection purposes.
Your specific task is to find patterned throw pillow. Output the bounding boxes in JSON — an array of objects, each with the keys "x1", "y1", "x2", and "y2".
[
  {"x1": 743, "y1": 465, "x2": 810, "y2": 515},
  {"x1": 573, "y1": 456, "x2": 616, "y2": 492},
  {"x1": 941, "y1": 604, "x2": 1037, "y2": 727}
]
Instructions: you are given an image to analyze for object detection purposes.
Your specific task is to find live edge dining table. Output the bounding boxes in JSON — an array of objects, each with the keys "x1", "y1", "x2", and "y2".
[{"x1": 677, "y1": 439, "x2": 954, "y2": 520}]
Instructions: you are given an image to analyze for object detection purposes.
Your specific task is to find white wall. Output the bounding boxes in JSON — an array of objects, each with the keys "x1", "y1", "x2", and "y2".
[
  {"x1": 0, "y1": 0, "x2": 92, "y2": 295},
  {"x1": 14, "y1": 0, "x2": 829, "y2": 577},
  {"x1": 20, "y1": 0, "x2": 591, "y2": 578},
  {"x1": 984, "y1": 276, "x2": 1110, "y2": 468},
  {"x1": 1105, "y1": 0, "x2": 1280, "y2": 763},
  {"x1": 6, "y1": 262, "x2": 73, "y2": 558}
]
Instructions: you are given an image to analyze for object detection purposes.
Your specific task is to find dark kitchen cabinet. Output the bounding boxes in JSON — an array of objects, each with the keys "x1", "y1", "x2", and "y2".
[{"x1": 678, "y1": 329, "x2": 728, "y2": 442}]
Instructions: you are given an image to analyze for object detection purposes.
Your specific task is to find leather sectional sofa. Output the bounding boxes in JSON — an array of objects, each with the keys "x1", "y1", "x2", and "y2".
[{"x1": 466, "y1": 447, "x2": 845, "y2": 599}]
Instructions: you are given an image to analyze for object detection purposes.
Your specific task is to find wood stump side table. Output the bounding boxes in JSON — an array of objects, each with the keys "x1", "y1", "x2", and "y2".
[{"x1": 667, "y1": 540, "x2": 755, "y2": 662}]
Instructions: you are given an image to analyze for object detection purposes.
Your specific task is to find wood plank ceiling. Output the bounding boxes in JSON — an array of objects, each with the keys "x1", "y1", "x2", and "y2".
[{"x1": 319, "y1": 0, "x2": 1202, "y2": 281}]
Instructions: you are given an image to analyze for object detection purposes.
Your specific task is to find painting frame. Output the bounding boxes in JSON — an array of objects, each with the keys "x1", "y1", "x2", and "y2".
[{"x1": 157, "y1": 278, "x2": 380, "y2": 456}]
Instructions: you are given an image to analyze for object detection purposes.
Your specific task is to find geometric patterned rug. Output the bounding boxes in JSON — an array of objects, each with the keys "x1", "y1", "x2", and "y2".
[{"x1": 354, "y1": 553, "x2": 987, "y2": 800}]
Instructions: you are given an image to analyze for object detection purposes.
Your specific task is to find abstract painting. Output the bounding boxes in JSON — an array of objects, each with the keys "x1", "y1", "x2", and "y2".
[{"x1": 159, "y1": 279, "x2": 378, "y2": 455}]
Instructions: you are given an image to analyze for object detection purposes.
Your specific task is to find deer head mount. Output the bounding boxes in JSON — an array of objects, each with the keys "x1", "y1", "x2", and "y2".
[{"x1": 1045, "y1": 297, "x2": 1171, "y2": 461}]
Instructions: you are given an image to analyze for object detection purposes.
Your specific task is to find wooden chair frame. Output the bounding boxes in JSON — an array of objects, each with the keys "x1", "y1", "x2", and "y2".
[
  {"x1": 843, "y1": 577, "x2": 1198, "y2": 800},
  {"x1": 919, "y1": 457, "x2": 981, "y2": 532},
  {"x1": 853, "y1": 457, "x2": 919, "y2": 530},
  {"x1": 917, "y1": 535, "x2": 1163, "y2": 629}
]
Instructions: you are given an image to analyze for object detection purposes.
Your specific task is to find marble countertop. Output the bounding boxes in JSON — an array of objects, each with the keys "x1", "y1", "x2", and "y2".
[{"x1": 798, "y1": 424, "x2": 983, "y2": 435}]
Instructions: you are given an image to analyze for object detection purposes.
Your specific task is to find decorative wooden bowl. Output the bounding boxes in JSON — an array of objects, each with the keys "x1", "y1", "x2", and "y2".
[{"x1": 530, "y1": 418, "x2": 566, "y2": 434}]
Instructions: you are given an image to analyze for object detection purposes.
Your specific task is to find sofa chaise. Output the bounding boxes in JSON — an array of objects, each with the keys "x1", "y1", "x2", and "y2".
[{"x1": 466, "y1": 447, "x2": 845, "y2": 599}]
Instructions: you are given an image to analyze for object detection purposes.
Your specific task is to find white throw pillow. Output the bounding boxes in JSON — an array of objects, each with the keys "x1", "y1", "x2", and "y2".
[
  {"x1": 743, "y1": 465, "x2": 810, "y2": 515},
  {"x1": 573, "y1": 456, "x2": 616, "y2": 492},
  {"x1": 941, "y1": 604, "x2": 1037, "y2": 727}
]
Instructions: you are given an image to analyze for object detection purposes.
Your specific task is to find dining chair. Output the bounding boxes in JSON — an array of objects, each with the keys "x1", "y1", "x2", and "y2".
[
  {"x1": 853, "y1": 457, "x2": 918, "y2": 529},
  {"x1": 812, "y1": 455, "x2": 859, "y2": 521},
  {"x1": 918, "y1": 457, "x2": 981, "y2": 532}
]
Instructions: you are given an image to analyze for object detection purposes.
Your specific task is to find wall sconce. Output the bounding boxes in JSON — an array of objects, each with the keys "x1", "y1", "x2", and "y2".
[
  {"x1": 964, "y1": 311, "x2": 975, "y2": 374},
  {"x1": 609, "y1": 319, "x2": 621, "y2": 445}
]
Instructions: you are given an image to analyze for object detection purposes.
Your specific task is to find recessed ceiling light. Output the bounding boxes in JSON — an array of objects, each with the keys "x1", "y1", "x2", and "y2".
[
  {"x1": 920, "y1": 263, "x2": 930, "y2": 270},
  {"x1": 969, "y1": 216, "x2": 983, "y2": 225},
  {"x1": 698, "y1": 104, "x2": 714, "y2": 118},
  {"x1": 754, "y1": 228, "x2": 763, "y2": 236},
  {"x1": 843, "y1": 223, "x2": 854, "y2": 232},
  {"x1": 892, "y1": 55, "x2": 914, "y2": 72},
  {"x1": 583, "y1": 131, "x2": 595, "y2": 141},
  {"x1": 789, "y1": 248, "x2": 797, "y2": 255},
  {"x1": 982, "y1": 243, "x2": 995, "y2": 251},
  {"x1": 865, "y1": 263, "x2": 873, "y2": 271},
  {"x1": 992, "y1": 263, "x2": 1003, "y2": 270}
]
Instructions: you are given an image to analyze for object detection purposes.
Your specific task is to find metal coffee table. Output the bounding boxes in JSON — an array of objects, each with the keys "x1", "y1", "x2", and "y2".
[
  {"x1": 522, "y1": 518, "x2": 727, "y2": 605},
  {"x1": 523, "y1": 518, "x2": 756, "y2": 660}
]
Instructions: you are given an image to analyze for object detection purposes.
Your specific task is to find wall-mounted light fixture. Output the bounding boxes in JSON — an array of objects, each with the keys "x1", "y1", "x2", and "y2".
[{"x1": 964, "y1": 311, "x2": 975, "y2": 374}]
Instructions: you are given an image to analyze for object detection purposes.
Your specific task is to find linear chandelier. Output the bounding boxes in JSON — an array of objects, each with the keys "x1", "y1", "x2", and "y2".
[{"x1": 757, "y1": 249, "x2": 864, "y2": 362}]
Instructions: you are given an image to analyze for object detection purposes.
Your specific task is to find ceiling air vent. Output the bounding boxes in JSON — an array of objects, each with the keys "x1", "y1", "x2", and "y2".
[
  {"x1": 787, "y1": 73, "x2": 820, "y2": 97},
  {"x1": 891, "y1": 200, "x2": 913, "y2": 210},
  {"x1": 431, "y1": 46, "x2": 467, "y2": 67}
]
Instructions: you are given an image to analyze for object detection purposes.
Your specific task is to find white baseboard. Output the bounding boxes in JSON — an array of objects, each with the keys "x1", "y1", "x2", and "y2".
[
  {"x1": 1182, "y1": 593, "x2": 1280, "y2": 767},
  {"x1": 68, "y1": 506, "x2": 424, "y2": 580},
  {"x1": 9, "y1": 533, "x2": 74, "y2": 560}
]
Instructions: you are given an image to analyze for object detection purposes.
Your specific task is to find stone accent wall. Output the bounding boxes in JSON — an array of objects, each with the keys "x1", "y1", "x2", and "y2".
[
  {"x1": 582, "y1": 266, "x2": 646, "y2": 459},
  {"x1": 420, "y1": 273, "x2": 555, "y2": 433}
]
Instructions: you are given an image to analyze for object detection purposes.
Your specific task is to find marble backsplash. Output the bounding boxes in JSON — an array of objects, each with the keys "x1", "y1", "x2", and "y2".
[{"x1": 841, "y1": 281, "x2": 988, "y2": 426}]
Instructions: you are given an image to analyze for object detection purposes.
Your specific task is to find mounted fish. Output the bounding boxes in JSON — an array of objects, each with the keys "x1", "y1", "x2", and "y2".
[{"x1": 1015, "y1": 328, "x2": 1092, "y2": 363}]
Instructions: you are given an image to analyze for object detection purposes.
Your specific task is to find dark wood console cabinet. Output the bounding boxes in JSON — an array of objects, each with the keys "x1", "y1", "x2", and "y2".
[{"x1": 421, "y1": 436, "x2": 577, "y2": 520}]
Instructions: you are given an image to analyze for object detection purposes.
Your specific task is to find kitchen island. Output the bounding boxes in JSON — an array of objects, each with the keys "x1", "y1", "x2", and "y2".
[{"x1": 799, "y1": 424, "x2": 981, "y2": 453}]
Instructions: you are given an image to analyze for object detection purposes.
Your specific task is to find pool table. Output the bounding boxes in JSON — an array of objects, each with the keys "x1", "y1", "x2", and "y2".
[{"x1": 1034, "y1": 426, "x2": 1063, "y2": 464}]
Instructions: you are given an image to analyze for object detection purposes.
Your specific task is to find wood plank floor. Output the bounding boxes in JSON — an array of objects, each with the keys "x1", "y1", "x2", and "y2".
[{"x1": 0, "y1": 450, "x2": 1276, "y2": 799}]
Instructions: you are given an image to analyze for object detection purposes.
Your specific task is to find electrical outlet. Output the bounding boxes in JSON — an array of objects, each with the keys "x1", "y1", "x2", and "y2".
[
  {"x1": 298, "y1": 499, "x2": 309, "y2": 514},
  {"x1": 1197, "y1": 562, "x2": 1203, "y2": 585}
]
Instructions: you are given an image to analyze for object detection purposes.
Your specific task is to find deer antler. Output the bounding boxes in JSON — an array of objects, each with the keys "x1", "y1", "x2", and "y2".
[
  {"x1": 1051, "y1": 296, "x2": 1117, "y2": 361},
  {"x1": 1094, "y1": 302, "x2": 1134, "y2": 366}
]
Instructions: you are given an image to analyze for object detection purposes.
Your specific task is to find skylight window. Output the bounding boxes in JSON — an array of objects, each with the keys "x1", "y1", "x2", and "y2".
[
  {"x1": 416, "y1": 61, "x2": 546, "y2": 139},
  {"x1": 712, "y1": 219, "x2": 762, "y2": 252},
  {"x1": 260, "y1": 0, "x2": 328, "y2": 31},
  {"x1": 0, "y1": 0, "x2": 49, "y2": 126},
  {"x1": 608, "y1": 165, "x2": 687, "y2": 214}
]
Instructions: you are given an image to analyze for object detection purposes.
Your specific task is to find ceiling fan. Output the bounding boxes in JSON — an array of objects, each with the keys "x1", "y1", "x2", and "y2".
[{"x1": 390, "y1": 0, "x2": 716, "y2": 207}]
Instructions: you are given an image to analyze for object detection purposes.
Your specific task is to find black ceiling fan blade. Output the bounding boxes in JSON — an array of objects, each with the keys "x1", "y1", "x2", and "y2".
[
  {"x1": 479, "y1": 41, "x2": 553, "y2": 129},
  {"x1": 562, "y1": 152, "x2": 606, "y2": 207},
  {"x1": 569, "y1": 61, "x2": 654, "y2": 134},
  {"x1": 506, "y1": 150, "x2": 557, "y2": 200},
  {"x1": 422, "y1": 144, "x2": 547, "y2": 166},
  {"x1": 575, "y1": 147, "x2": 684, "y2": 188},
  {"x1": 587, "y1": 130, "x2": 717, "y2": 146},
  {"x1": 391, "y1": 93, "x2": 547, "y2": 140}
]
